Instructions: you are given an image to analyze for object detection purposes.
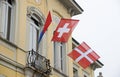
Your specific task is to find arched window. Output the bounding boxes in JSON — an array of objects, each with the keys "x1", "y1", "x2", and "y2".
[
  {"x1": 0, "y1": 0, "x2": 15, "y2": 42},
  {"x1": 26, "y1": 7, "x2": 45, "y2": 52}
]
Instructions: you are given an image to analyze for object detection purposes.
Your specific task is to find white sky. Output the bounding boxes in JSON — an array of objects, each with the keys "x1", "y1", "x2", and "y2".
[{"x1": 73, "y1": 0, "x2": 120, "y2": 77}]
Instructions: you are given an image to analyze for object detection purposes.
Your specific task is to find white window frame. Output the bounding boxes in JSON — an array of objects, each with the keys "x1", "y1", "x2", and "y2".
[
  {"x1": 54, "y1": 42, "x2": 66, "y2": 73},
  {"x1": 27, "y1": 17, "x2": 40, "y2": 51},
  {"x1": 26, "y1": 8, "x2": 45, "y2": 56},
  {"x1": 0, "y1": 0, "x2": 15, "y2": 42},
  {"x1": 73, "y1": 64, "x2": 79, "y2": 77}
]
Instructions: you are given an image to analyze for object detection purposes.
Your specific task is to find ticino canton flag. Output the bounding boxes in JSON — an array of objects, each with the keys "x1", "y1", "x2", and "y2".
[
  {"x1": 68, "y1": 42, "x2": 100, "y2": 69},
  {"x1": 38, "y1": 11, "x2": 52, "y2": 43},
  {"x1": 52, "y1": 19, "x2": 79, "y2": 43}
]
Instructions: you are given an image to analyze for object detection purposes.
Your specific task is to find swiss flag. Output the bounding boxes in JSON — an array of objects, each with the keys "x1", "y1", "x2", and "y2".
[
  {"x1": 52, "y1": 19, "x2": 79, "y2": 43},
  {"x1": 68, "y1": 42, "x2": 100, "y2": 69}
]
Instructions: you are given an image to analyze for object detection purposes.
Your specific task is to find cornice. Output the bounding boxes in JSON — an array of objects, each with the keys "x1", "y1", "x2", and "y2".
[{"x1": 58, "y1": 0, "x2": 84, "y2": 16}]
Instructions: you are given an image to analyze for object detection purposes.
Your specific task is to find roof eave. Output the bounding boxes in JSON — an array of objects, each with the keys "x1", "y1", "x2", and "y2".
[
  {"x1": 58, "y1": 0, "x2": 84, "y2": 16},
  {"x1": 91, "y1": 60, "x2": 104, "y2": 70}
]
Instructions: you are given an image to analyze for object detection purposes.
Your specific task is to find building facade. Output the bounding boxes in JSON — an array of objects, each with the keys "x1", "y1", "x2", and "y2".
[{"x1": 0, "y1": 0, "x2": 103, "y2": 77}]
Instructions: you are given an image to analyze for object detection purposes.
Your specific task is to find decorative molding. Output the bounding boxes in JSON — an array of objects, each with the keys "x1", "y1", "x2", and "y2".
[
  {"x1": 53, "y1": 10, "x2": 63, "y2": 18},
  {"x1": 0, "y1": 36, "x2": 26, "y2": 53},
  {"x1": 27, "y1": 6, "x2": 45, "y2": 27},
  {"x1": 68, "y1": 8, "x2": 75, "y2": 16},
  {"x1": 0, "y1": 54, "x2": 24, "y2": 74},
  {"x1": 58, "y1": 0, "x2": 83, "y2": 16},
  {"x1": 52, "y1": 68, "x2": 68, "y2": 77},
  {"x1": 52, "y1": 10, "x2": 62, "y2": 25}
]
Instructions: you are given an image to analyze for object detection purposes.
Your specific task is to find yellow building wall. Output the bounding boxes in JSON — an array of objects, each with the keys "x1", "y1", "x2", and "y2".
[
  {"x1": 0, "y1": 65, "x2": 24, "y2": 77},
  {"x1": 16, "y1": 49, "x2": 26, "y2": 66},
  {"x1": 0, "y1": 0, "x2": 94, "y2": 77},
  {"x1": 0, "y1": 45, "x2": 15, "y2": 60},
  {"x1": 17, "y1": 0, "x2": 27, "y2": 50},
  {"x1": 49, "y1": 0, "x2": 71, "y2": 18}
]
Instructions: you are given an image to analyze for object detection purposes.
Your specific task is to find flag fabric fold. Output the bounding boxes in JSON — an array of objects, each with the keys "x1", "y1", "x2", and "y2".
[
  {"x1": 38, "y1": 11, "x2": 52, "y2": 43},
  {"x1": 52, "y1": 18, "x2": 79, "y2": 43},
  {"x1": 68, "y1": 42, "x2": 100, "y2": 69}
]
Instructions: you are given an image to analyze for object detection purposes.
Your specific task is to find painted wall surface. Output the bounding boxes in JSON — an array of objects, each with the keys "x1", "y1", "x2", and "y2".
[{"x1": 0, "y1": 65, "x2": 24, "y2": 77}]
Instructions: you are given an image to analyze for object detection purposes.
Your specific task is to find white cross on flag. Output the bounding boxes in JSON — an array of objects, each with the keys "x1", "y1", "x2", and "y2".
[
  {"x1": 68, "y1": 42, "x2": 100, "y2": 69},
  {"x1": 52, "y1": 18, "x2": 79, "y2": 43}
]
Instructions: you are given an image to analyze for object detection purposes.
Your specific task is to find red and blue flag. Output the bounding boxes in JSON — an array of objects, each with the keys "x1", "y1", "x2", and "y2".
[{"x1": 38, "y1": 12, "x2": 52, "y2": 43}]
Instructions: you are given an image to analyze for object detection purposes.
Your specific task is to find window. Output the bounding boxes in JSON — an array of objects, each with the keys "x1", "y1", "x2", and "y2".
[
  {"x1": 54, "y1": 42, "x2": 66, "y2": 73},
  {"x1": 27, "y1": 16, "x2": 39, "y2": 51},
  {"x1": 26, "y1": 7, "x2": 45, "y2": 53},
  {"x1": 0, "y1": 0, "x2": 15, "y2": 42},
  {"x1": 73, "y1": 68, "x2": 78, "y2": 77},
  {"x1": 83, "y1": 71, "x2": 89, "y2": 77},
  {"x1": 73, "y1": 64, "x2": 79, "y2": 77}
]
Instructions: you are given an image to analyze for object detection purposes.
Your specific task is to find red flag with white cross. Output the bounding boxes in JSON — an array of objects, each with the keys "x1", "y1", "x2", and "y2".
[
  {"x1": 52, "y1": 18, "x2": 79, "y2": 43},
  {"x1": 68, "y1": 42, "x2": 100, "y2": 69}
]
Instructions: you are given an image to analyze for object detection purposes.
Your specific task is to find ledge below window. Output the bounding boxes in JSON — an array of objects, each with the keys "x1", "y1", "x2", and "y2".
[{"x1": 52, "y1": 68, "x2": 68, "y2": 77}]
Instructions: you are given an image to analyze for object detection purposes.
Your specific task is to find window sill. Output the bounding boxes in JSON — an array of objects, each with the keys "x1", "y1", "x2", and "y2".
[
  {"x1": 0, "y1": 36, "x2": 17, "y2": 47},
  {"x1": 0, "y1": 36, "x2": 26, "y2": 52},
  {"x1": 52, "y1": 68, "x2": 68, "y2": 77}
]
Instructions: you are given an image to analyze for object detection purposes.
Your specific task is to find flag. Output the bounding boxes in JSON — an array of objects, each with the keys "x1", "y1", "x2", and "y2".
[
  {"x1": 38, "y1": 11, "x2": 52, "y2": 43},
  {"x1": 68, "y1": 42, "x2": 100, "y2": 69},
  {"x1": 52, "y1": 18, "x2": 79, "y2": 43}
]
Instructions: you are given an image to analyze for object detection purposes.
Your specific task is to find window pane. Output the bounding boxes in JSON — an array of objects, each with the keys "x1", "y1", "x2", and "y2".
[
  {"x1": 32, "y1": 24, "x2": 37, "y2": 51},
  {"x1": 0, "y1": 2, "x2": 3, "y2": 35},
  {"x1": 54, "y1": 42, "x2": 66, "y2": 73},
  {"x1": 1, "y1": 2, "x2": 8, "y2": 38},
  {"x1": 54, "y1": 42, "x2": 61, "y2": 70},
  {"x1": 0, "y1": 0, "x2": 14, "y2": 42},
  {"x1": 7, "y1": 6, "x2": 12, "y2": 40},
  {"x1": 27, "y1": 20, "x2": 38, "y2": 51},
  {"x1": 27, "y1": 15, "x2": 41, "y2": 51},
  {"x1": 61, "y1": 43, "x2": 66, "y2": 73},
  {"x1": 73, "y1": 68, "x2": 78, "y2": 77}
]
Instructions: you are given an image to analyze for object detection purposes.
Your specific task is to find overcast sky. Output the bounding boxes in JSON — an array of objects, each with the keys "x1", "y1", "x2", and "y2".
[{"x1": 73, "y1": 0, "x2": 120, "y2": 77}]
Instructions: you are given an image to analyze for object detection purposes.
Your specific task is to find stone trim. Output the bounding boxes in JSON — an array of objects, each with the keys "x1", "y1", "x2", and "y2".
[
  {"x1": 52, "y1": 68, "x2": 68, "y2": 77},
  {"x1": 0, "y1": 54, "x2": 24, "y2": 74}
]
